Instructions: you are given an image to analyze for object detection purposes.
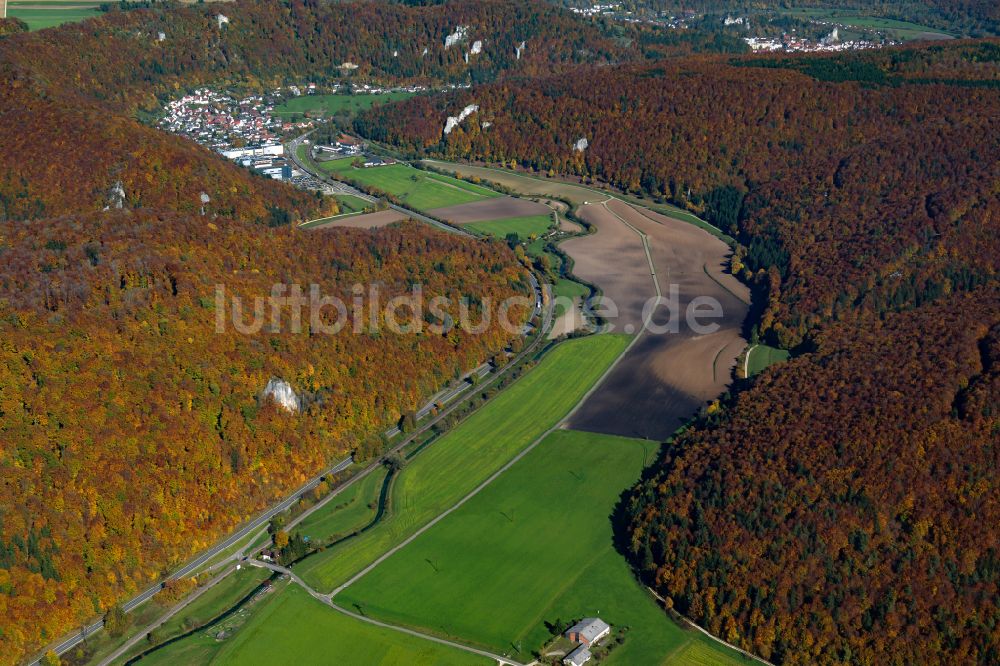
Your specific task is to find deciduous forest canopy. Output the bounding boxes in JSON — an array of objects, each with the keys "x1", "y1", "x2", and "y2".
[
  {"x1": 1, "y1": 0, "x2": 997, "y2": 664},
  {"x1": 0, "y1": 0, "x2": 603, "y2": 661},
  {"x1": 357, "y1": 38, "x2": 1000, "y2": 665}
]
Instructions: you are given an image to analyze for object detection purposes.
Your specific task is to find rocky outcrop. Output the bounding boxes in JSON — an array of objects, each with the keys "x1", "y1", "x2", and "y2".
[{"x1": 260, "y1": 377, "x2": 300, "y2": 413}]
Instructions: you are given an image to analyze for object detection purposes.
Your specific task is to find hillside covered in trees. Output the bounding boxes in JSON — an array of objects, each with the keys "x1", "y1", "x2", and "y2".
[
  {"x1": 0, "y1": 0, "x2": 619, "y2": 660},
  {"x1": 0, "y1": 0, "x2": 621, "y2": 225},
  {"x1": 359, "y1": 41, "x2": 1000, "y2": 347},
  {"x1": 0, "y1": 213, "x2": 526, "y2": 661},
  {"x1": 602, "y1": 0, "x2": 1000, "y2": 36},
  {"x1": 356, "y1": 40, "x2": 1000, "y2": 663}
]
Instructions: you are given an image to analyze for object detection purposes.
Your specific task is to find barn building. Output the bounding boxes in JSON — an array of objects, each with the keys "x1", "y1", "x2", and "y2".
[{"x1": 564, "y1": 617, "x2": 611, "y2": 646}]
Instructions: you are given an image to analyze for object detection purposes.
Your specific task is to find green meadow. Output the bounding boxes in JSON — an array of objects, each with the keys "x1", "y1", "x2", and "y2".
[
  {"x1": 466, "y1": 214, "x2": 553, "y2": 240},
  {"x1": 320, "y1": 160, "x2": 500, "y2": 211},
  {"x1": 8, "y1": 4, "x2": 101, "y2": 31},
  {"x1": 295, "y1": 335, "x2": 630, "y2": 593},
  {"x1": 272, "y1": 92, "x2": 415, "y2": 118},
  {"x1": 296, "y1": 467, "x2": 388, "y2": 545},
  {"x1": 746, "y1": 344, "x2": 790, "y2": 377},
  {"x1": 133, "y1": 582, "x2": 485, "y2": 665},
  {"x1": 337, "y1": 430, "x2": 744, "y2": 665}
]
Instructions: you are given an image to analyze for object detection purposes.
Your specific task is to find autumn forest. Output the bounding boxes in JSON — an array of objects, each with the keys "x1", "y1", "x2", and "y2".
[
  {"x1": 359, "y1": 36, "x2": 1000, "y2": 665},
  {"x1": 0, "y1": 0, "x2": 998, "y2": 664}
]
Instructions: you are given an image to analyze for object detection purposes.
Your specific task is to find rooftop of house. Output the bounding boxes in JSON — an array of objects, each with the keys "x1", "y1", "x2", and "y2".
[
  {"x1": 566, "y1": 617, "x2": 611, "y2": 643},
  {"x1": 564, "y1": 644, "x2": 593, "y2": 666}
]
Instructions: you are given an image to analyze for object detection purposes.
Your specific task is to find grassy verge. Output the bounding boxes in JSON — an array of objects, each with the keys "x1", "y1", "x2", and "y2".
[
  {"x1": 746, "y1": 344, "x2": 790, "y2": 377},
  {"x1": 337, "y1": 430, "x2": 744, "y2": 665},
  {"x1": 333, "y1": 194, "x2": 371, "y2": 213},
  {"x1": 295, "y1": 335, "x2": 630, "y2": 593},
  {"x1": 187, "y1": 527, "x2": 266, "y2": 578},
  {"x1": 59, "y1": 600, "x2": 168, "y2": 665},
  {"x1": 296, "y1": 467, "x2": 388, "y2": 545},
  {"x1": 116, "y1": 567, "x2": 271, "y2": 664}
]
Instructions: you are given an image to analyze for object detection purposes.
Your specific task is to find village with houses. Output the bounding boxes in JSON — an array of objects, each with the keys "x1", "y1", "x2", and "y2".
[
  {"x1": 157, "y1": 82, "x2": 417, "y2": 192},
  {"x1": 569, "y1": 2, "x2": 919, "y2": 51}
]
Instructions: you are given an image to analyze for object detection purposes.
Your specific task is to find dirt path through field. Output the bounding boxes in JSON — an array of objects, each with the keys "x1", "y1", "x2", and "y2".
[
  {"x1": 564, "y1": 200, "x2": 748, "y2": 440},
  {"x1": 561, "y1": 202, "x2": 652, "y2": 333}
]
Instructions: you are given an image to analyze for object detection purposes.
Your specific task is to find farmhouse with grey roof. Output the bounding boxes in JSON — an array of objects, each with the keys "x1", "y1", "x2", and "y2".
[{"x1": 565, "y1": 617, "x2": 611, "y2": 646}]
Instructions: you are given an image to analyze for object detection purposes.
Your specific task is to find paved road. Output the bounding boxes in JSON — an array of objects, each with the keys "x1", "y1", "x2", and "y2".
[
  {"x1": 30, "y1": 456, "x2": 352, "y2": 665},
  {"x1": 96, "y1": 564, "x2": 241, "y2": 666},
  {"x1": 286, "y1": 132, "x2": 377, "y2": 202},
  {"x1": 42, "y1": 275, "x2": 550, "y2": 664},
  {"x1": 383, "y1": 361, "x2": 492, "y2": 439},
  {"x1": 249, "y1": 560, "x2": 525, "y2": 666},
  {"x1": 286, "y1": 133, "x2": 469, "y2": 236},
  {"x1": 33, "y1": 138, "x2": 548, "y2": 665}
]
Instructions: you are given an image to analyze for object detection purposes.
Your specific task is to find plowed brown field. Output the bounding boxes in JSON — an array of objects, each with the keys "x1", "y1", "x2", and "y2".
[
  {"x1": 429, "y1": 197, "x2": 549, "y2": 223},
  {"x1": 564, "y1": 199, "x2": 749, "y2": 440}
]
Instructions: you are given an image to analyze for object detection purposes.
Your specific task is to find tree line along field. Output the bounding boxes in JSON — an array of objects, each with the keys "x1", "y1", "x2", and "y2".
[
  {"x1": 295, "y1": 466, "x2": 388, "y2": 545},
  {"x1": 117, "y1": 566, "x2": 273, "y2": 664},
  {"x1": 272, "y1": 92, "x2": 416, "y2": 118},
  {"x1": 131, "y1": 581, "x2": 487, "y2": 666},
  {"x1": 297, "y1": 193, "x2": 376, "y2": 229},
  {"x1": 293, "y1": 334, "x2": 631, "y2": 594},
  {"x1": 420, "y1": 159, "x2": 724, "y2": 240},
  {"x1": 336, "y1": 429, "x2": 745, "y2": 665},
  {"x1": 318, "y1": 158, "x2": 500, "y2": 211}
]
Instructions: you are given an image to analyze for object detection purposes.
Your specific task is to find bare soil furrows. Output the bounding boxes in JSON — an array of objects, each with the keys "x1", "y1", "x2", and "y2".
[
  {"x1": 429, "y1": 196, "x2": 549, "y2": 223},
  {"x1": 565, "y1": 200, "x2": 748, "y2": 440},
  {"x1": 560, "y1": 202, "x2": 653, "y2": 333},
  {"x1": 312, "y1": 210, "x2": 408, "y2": 229}
]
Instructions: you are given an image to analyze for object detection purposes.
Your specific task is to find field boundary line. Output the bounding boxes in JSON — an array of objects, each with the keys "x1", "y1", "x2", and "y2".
[
  {"x1": 285, "y1": 282, "x2": 552, "y2": 541},
  {"x1": 743, "y1": 343, "x2": 758, "y2": 378},
  {"x1": 98, "y1": 564, "x2": 239, "y2": 666},
  {"x1": 330, "y1": 332, "x2": 634, "y2": 599},
  {"x1": 251, "y1": 561, "x2": 525, "y2": 665},
  {"x1": 701, "y1": 263, "x2": 751, "y2": 306},
  {"x1": 422, "y1": 159, "x2": 733, "y2": 243},
  {"x1": 645, "y1": 587, "x2": 776, "y2": 666},
  {"x1": 329, "y1": 198, "x2": 659, "y2": 598},
  {"x1": 601, "y1": 198, "x2": 662, "y2": 301}
]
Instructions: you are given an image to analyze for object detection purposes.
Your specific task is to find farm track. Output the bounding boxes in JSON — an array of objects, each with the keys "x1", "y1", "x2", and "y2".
[
  {"x1": 564, "y1": 199, "x2": 748, "y2": 440},
  {"x1": 95, "y1": 148, "x2": 752, "y2": 665},
  {"x1": 250, "y1": 561, "x2": 525, "y2": 666}
]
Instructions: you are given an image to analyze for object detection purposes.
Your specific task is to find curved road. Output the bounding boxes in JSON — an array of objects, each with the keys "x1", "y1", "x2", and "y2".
[
  {"x1": 33, "y1": 139, "x2": 548, "y2": 666},
  {"x1": 32, "y1": 455, "x2": 353, "y2": 664},
  {"x1": 286, "y1": 133, "x2": 467, "y2": 237}
]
